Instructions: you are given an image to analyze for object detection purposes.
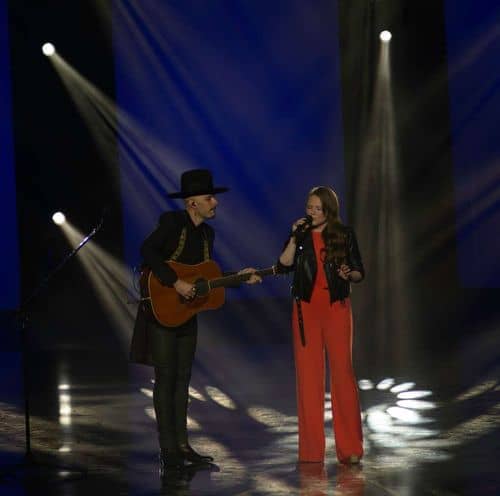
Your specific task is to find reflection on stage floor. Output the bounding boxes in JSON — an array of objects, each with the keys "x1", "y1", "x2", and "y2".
[{"x1": 0, "y1": 345, "x2": 498, "y2": 495}]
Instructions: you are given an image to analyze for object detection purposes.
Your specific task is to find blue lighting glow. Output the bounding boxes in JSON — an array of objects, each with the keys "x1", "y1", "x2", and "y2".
[
  {"x1": 0, "y1": 0, "x2": 20, "y2": 309},
  {"x1": 112, "y1": 0, "x2": 347, "y2": 300},
  {"x1": 445, "y1": 0, "x2": 500, "y2": 288}
]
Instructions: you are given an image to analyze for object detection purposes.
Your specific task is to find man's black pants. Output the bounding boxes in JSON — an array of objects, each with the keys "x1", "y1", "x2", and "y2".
[{"x1": 149, "y1": 318, "x2": 197, "y2": 452}]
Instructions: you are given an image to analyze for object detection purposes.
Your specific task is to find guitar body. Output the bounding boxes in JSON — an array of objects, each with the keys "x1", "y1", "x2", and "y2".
[{"x1": 143, "y1": 260, "x2": 225, "y2": 327}]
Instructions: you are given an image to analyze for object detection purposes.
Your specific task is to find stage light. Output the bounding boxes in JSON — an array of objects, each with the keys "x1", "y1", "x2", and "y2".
[
  {"x1": 397, "y1": 390, "x2": 433, "y2": 400},
  {"x1": 189, "y1": 386, "x2": 206, "y2": 402},
  {"x1": 386, "y1": 406, "x2": 422, "y2": 423},
  {"x1": 52, "y1": 212, "x2": 66, "y2": 225},
  {"x1": 187, "y1": 416, "x2": 202, "y2": 431},
  {"x1": 140, "y1": 388, "x2": 153, "y2": 398},
  {"x1": 390, "y1": 382, "x2": 416, "y2": 394},
  {"x1": 358, "y1": 379, "x2": 375, "y2": 390},
  {"x1": 42, "y1": 42, "x2": 56, "y2": 57},
  {"x1": 59, "y1": 404, "x2": 72, "y2": 416},
  {"x1": 380, "y1": 30, "x2": 392, "y2": 42},
  {"x1": 397, "y1": 399, "x2": 436, "y2": 410},
  {"x1": 376, "y1": 378, "x2": 395, "y2": 390},
  {"x1": 205, "y1": 385, "x2": 237, "y2": 410}
]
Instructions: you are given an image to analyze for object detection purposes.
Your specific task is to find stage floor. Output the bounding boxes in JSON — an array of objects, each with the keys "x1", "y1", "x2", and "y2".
[{"x1": 0, "y1": 343, "x2": 498, "y2": 495}]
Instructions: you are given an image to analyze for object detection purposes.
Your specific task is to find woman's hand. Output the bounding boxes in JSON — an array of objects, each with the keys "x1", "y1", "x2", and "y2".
[
  {"x1": 337, "y1": 264, "x2": 362, "y2": 282},
  {"x1": 291, "y1": 217, "x2": 309, "y2": 233},
  {"x1": 238, "y1": 267, "x2": 262, "y2": 284},
  {"x1": 279, "y1": 219, "x2": 305, "y2": 267},
  {"x1": 337, "y1": 264, "x2": 351, "y2": 281}
]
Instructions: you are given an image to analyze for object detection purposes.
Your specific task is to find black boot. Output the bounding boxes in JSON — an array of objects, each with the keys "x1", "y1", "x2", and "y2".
[
  {"x1": 159, "y1": 449, "x2": 183, "y2": 477},
  {"x1": 177, "y1": 443, "x2": 214, "y2": 463}
]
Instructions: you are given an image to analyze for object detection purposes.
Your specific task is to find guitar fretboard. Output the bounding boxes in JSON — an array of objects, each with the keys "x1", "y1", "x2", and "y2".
[{"x1": 209, "y1": 266, "x2": 276, "y2": 289}]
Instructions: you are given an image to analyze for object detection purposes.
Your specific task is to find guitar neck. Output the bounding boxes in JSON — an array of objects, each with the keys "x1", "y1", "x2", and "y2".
[{"x1": 208, "y1": 266, "x2": 276, "y2": 289}]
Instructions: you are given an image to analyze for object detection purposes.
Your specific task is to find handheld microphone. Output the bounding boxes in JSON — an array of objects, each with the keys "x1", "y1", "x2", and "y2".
[{"x1": 296, "y1": 215, "x2": 313, "y2": 233}]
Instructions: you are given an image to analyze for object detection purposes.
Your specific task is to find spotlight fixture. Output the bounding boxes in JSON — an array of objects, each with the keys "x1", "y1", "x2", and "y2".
[
  {"x1": 52, "y1": 212, "x2": 66, "y2": 225},
  {"x1": 42, "y1": 43, "x2": 56, "y2": 57},
  {"x1": 380, "y1": 30, "x2": 392, "y2": 42}
]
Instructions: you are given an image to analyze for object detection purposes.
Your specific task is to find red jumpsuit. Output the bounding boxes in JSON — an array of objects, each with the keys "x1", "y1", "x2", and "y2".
[{"x1": 292, "y1": 231, "x2": 363, "y2": 463}]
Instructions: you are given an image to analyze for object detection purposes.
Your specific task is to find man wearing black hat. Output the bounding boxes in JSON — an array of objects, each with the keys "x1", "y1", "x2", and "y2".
[{"x1": 130, "y1": 169, "x2": 260, "y2": 474}]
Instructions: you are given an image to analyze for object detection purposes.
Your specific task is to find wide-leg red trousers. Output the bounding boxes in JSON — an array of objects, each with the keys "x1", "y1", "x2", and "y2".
[{"x1": 292, "y1": 294, "x2": 363, "y2": 463}]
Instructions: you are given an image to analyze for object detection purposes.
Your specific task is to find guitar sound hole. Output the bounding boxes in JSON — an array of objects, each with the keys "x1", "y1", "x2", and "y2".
[{"x1": 194, "y1": 278, "x2": 209, "y2": 297}]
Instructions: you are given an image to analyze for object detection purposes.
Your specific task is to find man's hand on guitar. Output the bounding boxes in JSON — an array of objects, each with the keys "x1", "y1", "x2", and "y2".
[
  {"x1": 145, "y1": 261, "x2": 276, "y2": 326},
  {"x1": 173, "y1": 279, "x2": 197, "y2": 299},
  {"x1": 238, "y1": 268, "x2": 262, "y2": 284}
]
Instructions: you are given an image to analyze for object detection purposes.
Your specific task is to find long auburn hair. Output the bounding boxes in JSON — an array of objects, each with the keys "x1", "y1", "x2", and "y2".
[{"x1": 308, "y1": 186, "x2": 347, "y2": 264}]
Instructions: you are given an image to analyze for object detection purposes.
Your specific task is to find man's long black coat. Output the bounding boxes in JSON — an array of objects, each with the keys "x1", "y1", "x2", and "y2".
[{"x1": 129, "y1": 210, "x2": 214, "y2": 366}]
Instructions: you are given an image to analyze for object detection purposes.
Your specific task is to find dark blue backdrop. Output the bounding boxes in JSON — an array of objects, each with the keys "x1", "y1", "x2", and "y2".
[
  {"x1": 445, "y1": 0, "x2": 500, "y2": 288},
  {"x1": 112, "y1": 0, "x2": 346, "y2": 300},
  {"x1": 2, "y1": 1, "x2": 499, "y2": 311},
  {"x1": 0, "y1": 0, "x2": 19, "y2": 310}
]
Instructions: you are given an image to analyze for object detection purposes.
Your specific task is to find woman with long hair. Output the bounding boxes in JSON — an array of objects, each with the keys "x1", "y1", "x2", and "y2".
[{"x1": 277, "y1": 186, "x2": 364, "y2": 464}]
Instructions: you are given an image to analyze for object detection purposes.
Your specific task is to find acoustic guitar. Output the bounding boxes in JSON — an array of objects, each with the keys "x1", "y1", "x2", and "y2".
[{"x1": 140, "y1": 260, "x2": 277, "y2": 327}]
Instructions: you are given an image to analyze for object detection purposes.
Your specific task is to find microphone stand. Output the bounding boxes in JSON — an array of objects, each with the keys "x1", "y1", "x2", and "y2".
[{"x1": 0, "y1": 214, "x2": 104, "y2": 484}]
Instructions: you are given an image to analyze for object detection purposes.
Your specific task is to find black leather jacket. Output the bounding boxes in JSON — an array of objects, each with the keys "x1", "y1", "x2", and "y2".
[{"x1": 277, "y1": 226, "x2": 365, "y2": 304}]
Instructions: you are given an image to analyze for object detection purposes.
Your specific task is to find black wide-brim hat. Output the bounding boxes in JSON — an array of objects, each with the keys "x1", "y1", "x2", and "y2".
[{"x1": 168, "y1": 169, "x2": 229, "y2": 199}]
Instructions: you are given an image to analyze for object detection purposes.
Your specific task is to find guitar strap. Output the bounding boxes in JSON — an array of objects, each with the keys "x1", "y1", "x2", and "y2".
[
  {"x1": 138, "y1": 222, "x2": 209, "y2": 312},
  {"x1": 170, "y1": 228, "x2": 187, "y2": 261},
  {"x1": 169, "y1": 227, "x2": 210, "y2": 262},
  {"x1": 202, "y1": 225, "x2": 210, "y2": 261}
]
